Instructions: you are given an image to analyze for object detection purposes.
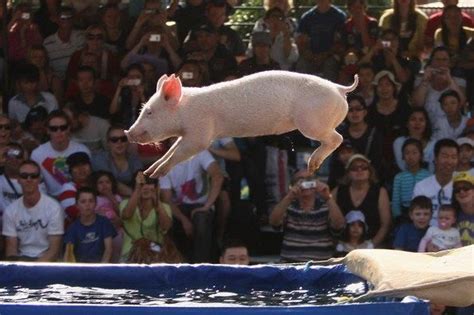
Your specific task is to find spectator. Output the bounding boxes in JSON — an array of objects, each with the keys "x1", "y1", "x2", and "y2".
[
  {"x1": 22, "y1": 106, "x2": 49, "y2": 153},
  {"x1": 249, "y1": 7, "x2": 298, "y2": 70},
  {"x1": 295, "y1": 0, "x2": 346, "y2": 81},
  {"x1": 92, "y1": 125, "x2": 143, "y2": 196},
  {"x1": 270, "y1": 169, "x2": 344, "y2": 261},
  {"x1": 66, "y1": 24, "x2": 120, "y2": 83},
  {"x1": 393, "y1": 195, "x2": 432, "y2": 252},
  {"x1": 0, "y1": 115, "x2": 12, "y2": 171},
  {"x1": 424, "y1": 0, "x2": 474, "y2": 51},
  {"x1": 33, "y1": 0, "x2": 61, "y2": 38},
  {"x1": 110, "y1": 64, "x2": 149, "y2": 127},
  {"x1": 359, "y1": 29, "x2": 413, "y2": 85},
  {"x1": 186, "y1": 23, "x2": 238, "y2": 83},
  {"x1": 67, "y1": 66, "x2": 111, "y2": 120},
  {"x1": 331, "y1": 154, "x2": 392, "y2": 247},
  {"x1": 7, "y1": 3, "x2": 43, "y2": 63},
  {"x1": 63, "y1": 103, "x2": 110, "y2": 153},
  {"x1": 434, "y1": 5, "x2": 474, "y2": 65},
  {"x1": 57, "y1": 152, "x2": 93, "y2": 224},
  {"x1": 176, "y1": 59, "x2": 211, "y2": 88},
  {"x1": 160, "y1": 149, "x2": 224, "y2": 263},
  {"x1": 168, "y1": 0, "x2": 207, "y2": 43},
  {"x1": 393, "y1": 108, "x2": 435, "y2": 172},
  {"x1": 341, "y1": 0, "x2": 379, "y2": 56},
  {"x1": 0, "y1": 144, "x2": 26, "y2": 217},
  {"x1": 378, "y1": 0, "x2": 427, "y2": 59},
  {"x1": 418, "y1": 204, "x2": 462, "y2": 252},
  {"x1": 413, "y1": 46, "x2": 466, "y2": 123},
  {"x1": 392, "y1": 139, "x2": 431, "y2": 223},
  {"x1": 335, "y1": 210, "x2": 374, "y2": 256},
  {"x1": 31, "y1": 110, "x2": 90, "y2": 197},
  {"x1": 64, "y1": 187, "x2": 116, "y2": 263},
  {"x1": 101, "y1": 4, "x2": 127, "y2": 55},
  {"x1": 219, "y1": 238, "x2": 250, "y2": 265},
  {"x1": 432, "y1": 89, "x2": 469, "y2": 140},
  {"x1": 120, "y1": 171, "x2": 173, "y2": 262},
  {"x1": 91, "y1": 170, "x2": 124, "y2": 262},
  {"x1": 27, "y1": 45, "x2": 64, "y2": 106},
  {"x1": 8, "y1": 63, "x2": 58, "y2": 124},
  {"x1": 455, "y1": 137, "x2": 473, "y2": 175},
  {"x1": 2, "y1": 160, "x2": 63, "y2": 262},
  {"x1": 125, "y1": 0, "x2": 178, "y2": 51},
  {"x1": 367, "y1": 70, "x2": 410, "y2": 187},
  {"x1": 43, "y1": 6, "x2": 85, "y2": 81},
  {"x1": 354, "y1": 63, "x2": 375, "y2": 108},
  {"x1": 239, "y1": 31, "x2": 281, "y2": 76},
  {"x1": 452, "y1": 171, "x2": 473, "y2": 246},
  {"x1": 412, "y1": 138, "x2": 458, "y2": 227}
]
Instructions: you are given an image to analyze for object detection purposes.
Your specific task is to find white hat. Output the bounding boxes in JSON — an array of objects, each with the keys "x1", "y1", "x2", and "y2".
[
  {"x1": 345, "y1": 210, "x2": 368, "y2": 229},
  {"x1": 456, "y1": 137, "x2": 474, "y2": 148}
]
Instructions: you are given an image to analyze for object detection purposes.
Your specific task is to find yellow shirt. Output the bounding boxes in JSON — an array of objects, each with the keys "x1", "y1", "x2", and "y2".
[{"x1": 434, "y1": 26, "x2": 474, "y2": 55}]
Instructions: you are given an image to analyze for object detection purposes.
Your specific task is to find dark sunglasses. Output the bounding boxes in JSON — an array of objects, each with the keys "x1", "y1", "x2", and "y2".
[
  {"x1": 48, "y1": 124, "x2": 68, "y2": 132},
  {"x1": 349, "y1": 107, "x2": 365, "y2": 112},
  {"x1": 19, "y1": 172, "x2": 40, "y2": 180},
  {"x1": 109, "y1": 136, "x2": 128, "y2": 143},
  {"x1": 350, "y1": 165, "x2": 369, "y2": 172},
  {"x1": 87, "y1": 34, "x2": 104, "y2": 40},
  {"x1": 0, "y1": 124, "x2": 11, "y2": 130},
  {"x1": 454, "y1": 185, "x2": 473, "y2": 194},
  {"x1": 5, "y1": 148, "x2": 23, "y2": 159}
]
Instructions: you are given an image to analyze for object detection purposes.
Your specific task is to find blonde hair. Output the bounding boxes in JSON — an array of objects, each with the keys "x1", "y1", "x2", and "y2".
[{"x1": 263, "y1": 0, "x2": 293, "y2": 13}]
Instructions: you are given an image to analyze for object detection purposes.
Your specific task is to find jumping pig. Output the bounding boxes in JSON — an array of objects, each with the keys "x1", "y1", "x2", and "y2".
[{"x1": 126, "y1": 70, "x2": 358, "y2": 178}]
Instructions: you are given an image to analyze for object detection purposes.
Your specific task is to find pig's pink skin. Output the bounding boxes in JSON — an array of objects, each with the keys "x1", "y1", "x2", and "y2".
[{"x1": 126, "y1": 70, "x2": 358, "y2": 178}]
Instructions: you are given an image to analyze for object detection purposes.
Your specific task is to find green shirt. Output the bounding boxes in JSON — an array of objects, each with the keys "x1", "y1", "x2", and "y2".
[{"x1": 119, "y1": 200, "x2": 172, "y2": 261}]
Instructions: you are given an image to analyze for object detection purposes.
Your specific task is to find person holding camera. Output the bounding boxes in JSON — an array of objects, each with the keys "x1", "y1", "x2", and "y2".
[{"x1": 269, "y1": 169, "x2": 345, "y2": 262}]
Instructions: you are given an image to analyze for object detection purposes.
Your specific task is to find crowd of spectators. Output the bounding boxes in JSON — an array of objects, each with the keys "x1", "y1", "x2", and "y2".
[{"x1": 0, "y1": 0, "x2": 472, "y2": 282}]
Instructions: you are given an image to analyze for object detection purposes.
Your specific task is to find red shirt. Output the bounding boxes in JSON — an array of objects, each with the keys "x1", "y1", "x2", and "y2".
[{"x1": 425, "y1": 10, "x2": 474, "y2": 39}]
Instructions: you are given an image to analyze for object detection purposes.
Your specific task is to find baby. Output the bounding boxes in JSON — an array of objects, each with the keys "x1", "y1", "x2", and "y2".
[{"x1": 418, "y1": 204, "x2": 462, "y2": 252}]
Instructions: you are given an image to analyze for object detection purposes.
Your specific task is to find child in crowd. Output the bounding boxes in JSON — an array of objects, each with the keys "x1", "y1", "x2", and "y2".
[
  {"x1": 418, "y1": 204, "x2": 462, "y2": 252},
  {"x1": 391, "y1": 138, "x2": 431, "y2": 225},
  {"x1": 432, "y1": 90, "x2": 469, "y2": 141},
  {"x1": 336, "y1": 210, "x2": 374, "y2": 256},
  {"x1": 393, "y1": 196, "x2": 432, "y2": 252},
  {"x1": 64, "y1": 187, "x2": 117, "y2": 263}
]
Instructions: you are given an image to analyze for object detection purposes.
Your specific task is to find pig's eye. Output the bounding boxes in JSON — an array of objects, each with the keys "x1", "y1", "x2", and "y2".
[{"x1": 145, "y1": 109, "x2": 152, "y2": 116}]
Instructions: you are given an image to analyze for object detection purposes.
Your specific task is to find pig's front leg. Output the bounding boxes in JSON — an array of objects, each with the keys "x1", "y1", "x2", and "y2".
[{"x1": 146, "y1": 138, "x2": 207, "y2": 178}]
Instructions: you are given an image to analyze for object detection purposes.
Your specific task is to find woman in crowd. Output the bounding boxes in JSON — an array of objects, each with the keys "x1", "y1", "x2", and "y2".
[
  {"x1": 92, "y1": 125, "x2": 143, "y2": 197},
  {"x1": 378, "y1": 0, "x2": 427, "y2": 60},
  {"x1": 27, "y1": 45, "x2": 63, "y2": 106},
  {"x1": 452, "y1": 172, "x2": 474, "y2": 246},
  {"x1": 101, "y1": 4, "x2": 128, "y2": 56},
  {"x1": 393, "y1": 107, "x2": 435, "y2": 172},
  {"x1": 119, "y1": 171, "x2": 173, "y2": 262},
  {"x1": 331, "y1": 154, "x2": 392, "y2": 247}
]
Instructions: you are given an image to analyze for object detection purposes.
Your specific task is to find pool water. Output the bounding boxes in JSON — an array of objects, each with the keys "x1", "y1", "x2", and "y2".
[{"x1": 0, "y1": 282, "x2": 367, "y2": 306}]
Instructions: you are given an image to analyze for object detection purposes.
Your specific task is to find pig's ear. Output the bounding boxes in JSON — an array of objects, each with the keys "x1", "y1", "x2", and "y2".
[
  {"x1": 162, "y1": 74, "x2": 182, "y2": 105},
  {"x1": 156, "y1": 74, "x2": 169, "y2": 92}
]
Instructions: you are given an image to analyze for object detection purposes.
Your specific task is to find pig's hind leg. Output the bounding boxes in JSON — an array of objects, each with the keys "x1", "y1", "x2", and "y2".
[{"x1": 306, "y1": 130, "x2": 343, "y2": 174}]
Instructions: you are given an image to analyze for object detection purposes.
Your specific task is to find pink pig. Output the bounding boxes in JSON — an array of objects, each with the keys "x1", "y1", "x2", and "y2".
[{"x1": 126, "y1": 70, "x2": 358, "y2": 178}]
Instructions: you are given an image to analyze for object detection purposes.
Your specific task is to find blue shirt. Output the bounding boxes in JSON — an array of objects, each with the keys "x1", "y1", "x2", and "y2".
[
  {"x1": 297, "y1": 5, "x2": 346, "y2": 53},
  {"x1": 64, "y1": 215, "x2": 117, "y2": 263},
  {"x1": 393, "y1": 223, "x2": 427, "y2": 252}
]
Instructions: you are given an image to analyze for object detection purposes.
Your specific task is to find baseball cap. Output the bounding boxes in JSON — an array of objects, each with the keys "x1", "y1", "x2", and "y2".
[
  {"x1": 453, "y1": 172, "x2": 474, "y2": 185},
  {"x1": 24, "y1": 106, "x2": 48, "y2": 129},
  {"x1": 345, "y1": 210, "x2": 368, "y2": 229},
  {"x1": 66, "y1": 152, "x2": 91, "y2": 170},
  {"x1": 345, "y1": 153, "x2": 371, "y2": 170},
  {"x1": 456, "y1": 137, "x2": 474, "y2": 148}
]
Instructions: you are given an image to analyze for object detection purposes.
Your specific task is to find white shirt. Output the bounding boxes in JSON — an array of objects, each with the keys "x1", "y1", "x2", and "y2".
[
  {"x1": 31, "y1": 141, "x2": 90, "y2": 196},
  {"x1": 160, "y1": 150, "x2": 216, "y2": 205},
  {"x1": 412, "y1": 175, "x2": 453, "y2": 227},
  {"x1": 2, "y1": 194, "x2": 64, "y2": 258},
  {"x1": 0, "y1": 175, "x2": 47, "y2": 214},
  {"x1": 432, "y1": 115, "x2": 469, "y2": 141},
  {"x1": 8, "y1": 92, "x2": 58, "y2": 123},
  {"x1": 422, "y1": 226, "x2": 461, "y2": 250},
  {"x1": 71, "y1": 116, "x2": 110, "y2": 153}
]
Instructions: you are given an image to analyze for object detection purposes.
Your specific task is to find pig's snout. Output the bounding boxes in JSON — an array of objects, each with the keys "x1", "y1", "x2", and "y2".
[{"x1": 125, "y1": 128, "x2": 150, "y2": 144}]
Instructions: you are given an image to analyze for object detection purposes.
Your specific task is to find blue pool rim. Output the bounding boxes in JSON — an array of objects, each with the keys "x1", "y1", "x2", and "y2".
[{"x1": 0, "y1": 262, "x2": 430, "y2": 315}]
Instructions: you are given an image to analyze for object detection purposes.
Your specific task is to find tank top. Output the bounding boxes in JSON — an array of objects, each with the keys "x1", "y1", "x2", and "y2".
[{"x1": 336, "y1": 184, "x2": 381, "y2": 239}]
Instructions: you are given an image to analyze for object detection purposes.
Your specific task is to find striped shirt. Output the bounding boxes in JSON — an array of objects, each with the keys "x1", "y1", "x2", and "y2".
[
  {"x1": 280, "y1": 199, "x2": 336, "y2": 262},
  {"x1": 43, "y1": 31, "x2": 85, "y2": 80},
  {"x1": 391, "y1": 168, "x2": 431, "y2": 218}
]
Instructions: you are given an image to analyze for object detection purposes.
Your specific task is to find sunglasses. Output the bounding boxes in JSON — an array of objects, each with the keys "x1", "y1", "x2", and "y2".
[
  {"x1": 454, "y1": 185, "x2": 473, "y2": 194},
  {"x1": 109, "y1": 136, "x2": 128, "y2": 143},
  {"x1": 0, "y1": 124, "x2": 11, "y2": 130},
  {"x1": 87, "y1": 34, "x2": 104, "y2": 40},
  {"x1": 350, "y1": 165, "x2": 369, "y2": 172},
  {"x1": 349, "y1": 107, "x2": 365, "y2": 112},
  {"x1": 48, "y1": 124, "x2": 69, "y2": 132},
  {"x1": 19, "y1": 172, "x2": 40, "y2": 180}
]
